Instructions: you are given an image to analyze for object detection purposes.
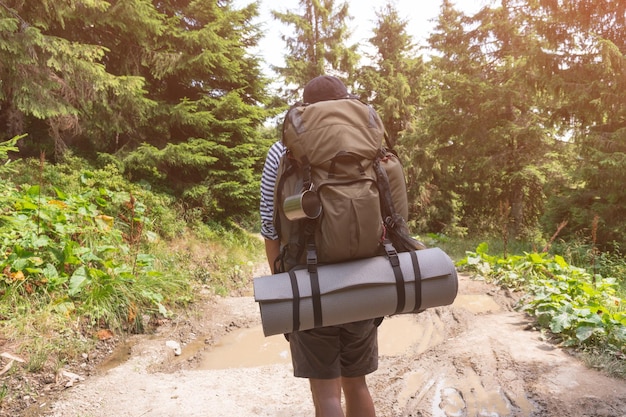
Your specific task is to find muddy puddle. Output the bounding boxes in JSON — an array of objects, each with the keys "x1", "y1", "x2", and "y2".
[
  {"x1": 196, "y1": 293, "x2": 498, "y2": 370},
  {"x1": 433, "y1": 372, "x2": 535, "y2": 417},
  {"x1": 197, "y1": 314, "x2": 431, "y2": 370},
  {"x1": 100, "y1": 294, "x2": 499, "y2": 372},
  {"x1": 198, "y1": 327, "x2": 291, "y2": 369}
]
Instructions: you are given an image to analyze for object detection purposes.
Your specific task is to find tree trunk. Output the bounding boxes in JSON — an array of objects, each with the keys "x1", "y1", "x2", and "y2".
[{"x1": 509, "y1": 186, "x2": 524, "y2": 239}]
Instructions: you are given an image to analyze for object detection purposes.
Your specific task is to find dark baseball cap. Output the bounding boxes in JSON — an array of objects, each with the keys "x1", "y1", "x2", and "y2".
[{"x1": 302, "y1": 75, "x2": 352, "y2": 104}]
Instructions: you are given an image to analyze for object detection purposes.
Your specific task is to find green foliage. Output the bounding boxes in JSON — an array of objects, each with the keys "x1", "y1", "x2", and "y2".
[
  {"x1": 0, "y1": 1, "x2": 151, "y2": 156},
  {"x1": 17, "y1": 154, "x2": 187, "y2": 240},
  {"x1": 0, "y1": 155, "x2": 194, "y2": 371},
  {"x1": 424, "y1": 1, "x2": 569, "y2": 240},
  {"x1": 544, "y1": 129, "x2": 626, "y2": 251},
  {"x1": 356, "y1": 2, "x2": 424, "y2": 146},
  {"x1": 0, "y1": 135, "x2": 23, "y2": 174},
  {"x1": 550, "y1": 239, "x2": 626, "y2": 296},
  {"x1": 271, "y1": 0, "x2": 359, "y2": 99},
  {"x1": 0, "y1": 135, "x2": 19, "y2": 155},
  {"x1": 122, "y1": 136, "x2": 263, "y2": 221},
  {"x1": 512, "y1": 0, "x2": 626, "y2": 249},
  {"x1": 1, "y1": 0, "x2": 274, "y2": 221},
  {"x1": 184, "y1": 221, "x2": 265, "y2": 296},
  {"x1": 0, "y1": 169, "x2": 188, "y2": 329},
  {"x1": 459, "y1": 243, "x2": 626, "y2": 358},
  {"x1": 0, "y1": 153, "x2": 270, "y2": 377}
]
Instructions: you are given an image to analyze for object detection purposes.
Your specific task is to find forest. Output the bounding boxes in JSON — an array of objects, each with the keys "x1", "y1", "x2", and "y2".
[
  {"x1": 0, "y1": 0, "x2": 625, "y2": 410},
  {"x1": 1, "y1": 0, "x2": 625, "y2": 247}
]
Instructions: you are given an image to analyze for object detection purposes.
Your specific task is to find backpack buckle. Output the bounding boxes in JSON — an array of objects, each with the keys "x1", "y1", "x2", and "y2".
[
  {"x1": 384, "y1": 215, "x2": 396, "y2": 229},
  {"x1": 306, "y1": 243, "x2": 318, "y2": 272},
  {"x1": 382, "y1": 238, "x2": 400, "y2": 267}
]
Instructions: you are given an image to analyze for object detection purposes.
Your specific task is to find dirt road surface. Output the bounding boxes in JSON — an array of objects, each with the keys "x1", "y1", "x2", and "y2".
[{"x1": 27, "y1": 269, "x2": 626, "y2": 417}]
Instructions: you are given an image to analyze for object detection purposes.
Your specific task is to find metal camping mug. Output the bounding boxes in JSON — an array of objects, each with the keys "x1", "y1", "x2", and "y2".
[{"x1": 283, "y1": 189, "x2": 322, "y2": 221}]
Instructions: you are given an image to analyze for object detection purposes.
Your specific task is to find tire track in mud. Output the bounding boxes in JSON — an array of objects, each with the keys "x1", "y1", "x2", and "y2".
[{"x1": 371, "y1": 278, "x2": 626, "y2": 417}]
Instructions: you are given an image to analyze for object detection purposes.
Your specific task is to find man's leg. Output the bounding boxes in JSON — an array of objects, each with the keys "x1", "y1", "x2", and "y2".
[
  {"x1": 309, "y1": 377, "x2": 344, "y2": 417},
  {"x1": 342, "y1": 375, "x2": 376, "y2": 417}
]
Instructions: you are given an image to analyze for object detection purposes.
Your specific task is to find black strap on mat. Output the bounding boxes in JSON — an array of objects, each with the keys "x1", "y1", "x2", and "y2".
[
  {"x1": 410, "y1": 250, "x2": 423, "y2": 311},
  {"x1": 307, "y1": 242, "x2": 323, "y2": 328},
  {"x1": 288, "y1": 270, "x2": 301, "y2": 332},
  {"x1": 383, "y1": 239, "x2": 405, "y2": 314}
]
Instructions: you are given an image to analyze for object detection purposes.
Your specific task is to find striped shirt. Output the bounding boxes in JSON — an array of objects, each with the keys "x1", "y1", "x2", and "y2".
[{"x1": 260, "y1": 141, "x2": 286, "y2": 240}]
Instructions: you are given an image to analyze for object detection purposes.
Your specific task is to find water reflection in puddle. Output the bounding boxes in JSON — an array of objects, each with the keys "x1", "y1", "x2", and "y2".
[
  {"x1": 98, "y1": 340, "x2": 135, "y2": 373},
  {"x1": 198, "y1": 328, "x2": 290, "y2": 370},
  {"x1": 98, "y1": 294, "x2": 500, "y2": 372},
  {"x1": 198, "y1": 294, "x2": 500, "y2": 370},
  {"x1": 198, "y1": 314, "x2": 434, "y2": 370},
  {"x1": 379, "y1": 314, "x2": 440, "y2": 356}
]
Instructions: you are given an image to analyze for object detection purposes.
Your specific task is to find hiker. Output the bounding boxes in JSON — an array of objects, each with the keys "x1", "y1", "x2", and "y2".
[{"x1": 260, "y1": 75, "x2": 378, "y2": 417}]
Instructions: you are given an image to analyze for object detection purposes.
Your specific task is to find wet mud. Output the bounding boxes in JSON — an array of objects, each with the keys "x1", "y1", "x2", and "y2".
[{"x1": 40, "y1": 274, "x2": 626, "y2": 417}]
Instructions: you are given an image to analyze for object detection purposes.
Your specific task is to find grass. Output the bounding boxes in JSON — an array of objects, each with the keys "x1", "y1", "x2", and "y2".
[
  {"x1": 168, "y1": 222, "x2": 265, "y2": 296},
  {"x1": 0, "y1": 154, "x2": 266, "y2": 393},
  {"x1": 417, "y1": 233, "x2": 518, "y2": 261},
  {"x1": 579, "y1": 348, "x2": 626, "y2": 380},
  {"x1": 2, "y1": 286, "x2": 110, "y2": 372}
]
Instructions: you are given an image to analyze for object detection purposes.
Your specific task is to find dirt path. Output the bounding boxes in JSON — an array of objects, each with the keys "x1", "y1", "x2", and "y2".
[{"x1": 29, "y1": 270, "x2": 626, "y2": 417}]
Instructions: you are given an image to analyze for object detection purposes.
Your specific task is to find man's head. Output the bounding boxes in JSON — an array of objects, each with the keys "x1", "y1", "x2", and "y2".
[{"x1": 302, "y1": 75, "x2": 351, "y2": 104}]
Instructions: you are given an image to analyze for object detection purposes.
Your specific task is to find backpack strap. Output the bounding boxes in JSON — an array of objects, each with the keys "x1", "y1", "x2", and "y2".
[
  {"x1": 382, "y1": 237, "x2": 406, "y2": 314},
  {"x1": 375, "y1": 151, "x2": 427, "y2": 253},
  {"x1": 274, "y1": 153, "x2": 310, "y2": 272},
  {"x1": 383, "y1": 130, "x2": 395, "y2": 150},
  {"x1": 275, "y1": 154, "x2": 296, "y2": 243},
  {"x1": 374, "y1": 152, "x2": 397, "y2": 222},
  {"x1": 306, "y1": 237, "x2": 323, "y2": 328},
  {"x1": 300, "y1": 155, "x2": 312, "y2": 190},
  {"x1": 410, "y1": 250, "x2": 423, "y2": 311},
  {"x1": 288, "y1": 269, "x2": 301, "y2": 331}
]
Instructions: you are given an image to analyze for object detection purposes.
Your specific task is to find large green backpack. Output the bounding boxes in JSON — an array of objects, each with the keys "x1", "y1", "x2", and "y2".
[{"x1": 273, "y1": 98, "x2": 422, "y2": 273}]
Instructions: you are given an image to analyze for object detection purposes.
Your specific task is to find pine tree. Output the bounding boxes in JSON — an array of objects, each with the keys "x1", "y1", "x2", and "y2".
[
  {"x1": 425, "y1": 0, "x2": 567, "y2": 239},
  {"x1": 118, "y1": 0, "x2": 272, "y2": 220},
  {"x1": 357, "y1": 1, "x2": 424, "y2": 146},
  {"x1": 0, "y1": 0, "x2": 148, "y2": 159},
  {"x1": 271, "y1": 0, "x2": 359, "y2": 100},
  {"x1": 0, "y1": 0, "x2": 274, "y2": 220},
  {"x1": 529, "y1": 0, "x2": 626, "y2": 249}
]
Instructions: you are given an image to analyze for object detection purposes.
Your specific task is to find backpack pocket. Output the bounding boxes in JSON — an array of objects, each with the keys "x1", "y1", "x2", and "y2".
[{"x1": 316, "y1": 179, "x2": 383, "y2": 263}]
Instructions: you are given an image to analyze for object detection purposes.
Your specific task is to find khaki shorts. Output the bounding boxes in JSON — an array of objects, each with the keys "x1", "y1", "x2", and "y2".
[{"x1": 288, "y1": 319, "x2": 378, "y2": 379}]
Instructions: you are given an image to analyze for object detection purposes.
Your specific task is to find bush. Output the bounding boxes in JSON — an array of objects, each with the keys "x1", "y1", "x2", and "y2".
[
  {"x1": 459, "y1": 243, "x2": 626, "y2": 359},
  {"x1": 1, "y1": 155, "x2": 194, "y2": 371}
]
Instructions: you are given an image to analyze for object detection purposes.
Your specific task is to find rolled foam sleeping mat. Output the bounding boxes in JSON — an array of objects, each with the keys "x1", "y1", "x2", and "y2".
[{"x1": 253, "y1": 247, "x2": 458, "y2": 337}]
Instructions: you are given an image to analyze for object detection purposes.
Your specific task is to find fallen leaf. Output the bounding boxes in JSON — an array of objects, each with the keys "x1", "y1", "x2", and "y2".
[{"x1": 96, "y1": 329, "x2": 114, "y2": 340}]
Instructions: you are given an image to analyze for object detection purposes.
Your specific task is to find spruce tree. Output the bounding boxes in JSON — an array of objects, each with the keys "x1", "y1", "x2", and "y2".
[
  {"x1": 358, "y1": 2, "x2": 424, "y2": 146},
  {"x1": 271, "y1": 0, "x2": 359, "y2": 100},
  {"x1": 0, "y1": 0, "x2": 274, "y2": 220},
  {"x1": 426, "y1": 0, "x2": 566, "y2": 240},
  {"x1": 0, "y1": 0, "x2": 148, "y2": 159},
  {"x1": 529, "y1": 0, "x2": 626, "y2": 249}
]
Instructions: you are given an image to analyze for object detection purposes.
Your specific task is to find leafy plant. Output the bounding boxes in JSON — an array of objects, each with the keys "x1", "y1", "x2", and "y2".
[
  {"x1": 0, "y1": 136, "x2": 23, "y2": 165},
  {"x1": 0, "y1": 159, "x2": 195, "y2": 371},
  {"x1": 459, "y1": 243, "x2": 626, "y2": 358}
]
